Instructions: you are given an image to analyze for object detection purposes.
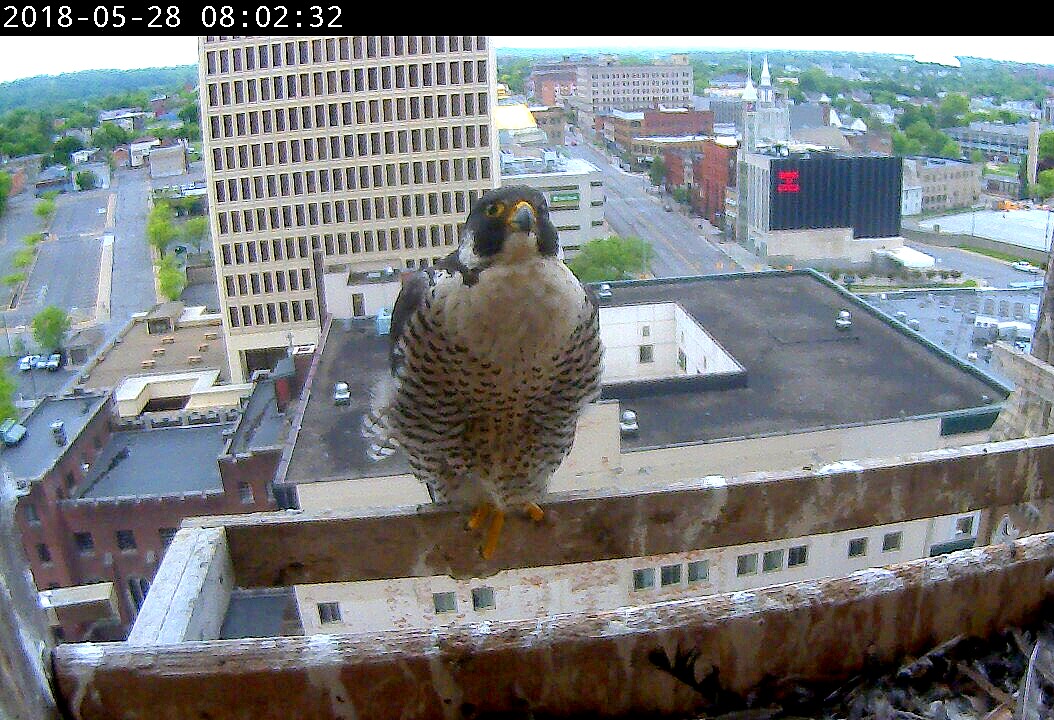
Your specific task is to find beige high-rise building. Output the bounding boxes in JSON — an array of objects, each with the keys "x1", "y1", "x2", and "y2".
[{"x1": 199, "y1": 36, "x2": 499, "y2": 381}]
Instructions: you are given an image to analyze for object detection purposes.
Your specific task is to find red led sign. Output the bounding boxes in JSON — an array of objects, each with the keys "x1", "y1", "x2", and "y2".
[{"x1": 776, "y1": 170, "x2": 800, "y2": 193}]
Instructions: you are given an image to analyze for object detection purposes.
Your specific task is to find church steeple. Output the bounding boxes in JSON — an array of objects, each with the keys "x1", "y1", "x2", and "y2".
[
  {"x1": 742, "y1": 55, "x2": 757, "y2": 105},
  {"x1": 759, "y1": 56, "x2": 773, "y2": 104}
]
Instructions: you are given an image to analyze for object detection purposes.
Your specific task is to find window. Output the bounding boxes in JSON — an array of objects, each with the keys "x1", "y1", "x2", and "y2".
[
  {"x1": 238, "y1": 482, "x2": 255, "y2": 505},
  {"x1": 882, "y1": 531, "x2": 903, "y2": 552},
  {"x1": 762, "y1": 549, "x2": 784, "y2": 572},
  {"x1": 660, "y1": 564, "x2": 682, "y2": 586},
  {"x1": 956, "y1": 516, "x2": 974, "y2": 535},
  {"x1": 687, "y1": 560, "x2": 709, "y2": 583},
  {"x1": 639, "y1": 345, "x2": 654, "y2": 363},
  {"x1": 471, "y1": 586, "x2": 495, "y2": 610},
  {"x1": 788, "y1": 545, "x2": 808, "y2": 567},
  {"x1": 116, "y1": 529, "x2": 137, "y2": 551},
  {"x1": 128, "y1": 577, "x2": 150, "y2": 611},
  {"x1": 632, "y1": 568, "x2": 655, "y2": 591},
  {"x1": 848, "y1": 537, "x2": 868, "y2": 558},
  {"x1": 317, "y1": 602, "x2": 341, "y2": 624},
  {"x1": 74, "y1": 532, "x2": 95, "y2": 554},
  {"x1": 642, "y1": 326, "x2": 650, "y2": 337},
  {"x1": 736, "y1": 553, "x2": 758, "y2": 576},
  {"x1": 433, "y1": 591, "x2": 457, "y2": 613},
  {"x1": 159, "y1": 528, "x2": 178, "y2": 548},
  {"x1": 24, "y1": 503, "x2": 39, "y2": 524},
  {"x1": 37, "y1": 543, "x2": 51, "y2": 563}
]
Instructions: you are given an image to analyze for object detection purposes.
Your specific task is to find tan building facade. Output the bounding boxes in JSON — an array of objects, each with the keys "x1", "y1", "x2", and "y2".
[
  {"x1": 572, "y1": 56, "x2": 692, "y2": 130},
  {"x1": 198, "y1": 36, "x2": 500, "y2": 381},
  {"x1": 905, "y1": 156, "x2": 982, "y2": 212}
]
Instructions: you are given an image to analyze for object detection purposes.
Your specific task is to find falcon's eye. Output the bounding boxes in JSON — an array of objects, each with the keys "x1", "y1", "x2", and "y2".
[{"x1": 484, "y1": 202, "x2": 503, "y2": 218}]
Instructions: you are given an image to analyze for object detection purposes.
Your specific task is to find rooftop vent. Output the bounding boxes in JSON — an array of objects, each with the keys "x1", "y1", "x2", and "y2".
[
  {"x1": 619, "y1": 410, "x2": 639, "y2": 436},
  {"x1": 835, "y1": 309, "x2": 853, "y2": 330},
  {"x1": 50, "y1": 420, "x2": 67, "y2": 446}
]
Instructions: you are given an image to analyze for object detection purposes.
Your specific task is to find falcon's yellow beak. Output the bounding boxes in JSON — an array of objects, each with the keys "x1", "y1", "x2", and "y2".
[{"x1": 507, "y1": 201, "x2": 536, "y2": 233}]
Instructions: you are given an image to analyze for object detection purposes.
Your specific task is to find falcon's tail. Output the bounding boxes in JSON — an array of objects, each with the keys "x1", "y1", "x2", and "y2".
[{"x1": 360, "y1": 375, "x2": 400, "y2": 462}]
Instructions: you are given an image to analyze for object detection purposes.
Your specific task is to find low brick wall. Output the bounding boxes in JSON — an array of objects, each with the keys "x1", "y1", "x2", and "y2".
[{"x1": 902, "y1": 228, "x2": 1049, "y2": 265}]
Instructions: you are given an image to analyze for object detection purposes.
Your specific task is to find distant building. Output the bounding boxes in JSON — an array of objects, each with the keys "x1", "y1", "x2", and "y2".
[
  {"x1": 901, "y1": 158, "x2": 923, "y2": 216},
  {"x1": 696, "y1": 137, "x2": 738, "y2": 227},
  {"x1": 98, "y1": 108, "x2": 147, "y2": 134},
  {"x1": 148, "y1": 143, "x2": 188, "y2": 178},
  {"x1": 904, "y1": 156, "x2": 982, "y2": 212},
  {"x1": 526, "y1": 69, "x2": 577, "y2": 106},
  {"x1": 129, "y1": 137, "x2": 161, "y2": 168},
  {"x1": 110, "y1": 146, "x2": 130, "y2": 168},
  {"x1": 34, "y1": 165, "x2": 71, "y2": 195},
  {"x1": 571, "y1": 55, "x2": 693, "y2": 131},
  {"x1": 528, "y1": 105, "x2": 567, "y2": 146},
  {"x1": 738, "y1": 147, "x2": 904, "y2": 269},
  {"x1": 945, "y1": 122, "x2": 1035, "y2": 164}
]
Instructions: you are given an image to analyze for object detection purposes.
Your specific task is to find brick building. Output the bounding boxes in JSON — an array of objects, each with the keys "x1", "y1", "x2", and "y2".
[
  {"x1": 527, "y1": 70, "x2": 577, "y2": 106},
  {"x1": 11, "y1": 374, "x2": 295, "y2": 641},
  {"x1": 695, "y1": 138, "x2": 739, "y2": 226},
  {"x1": 662, "y1": 149, "x2": 698, "y2": 193},
  {"x1": 643, "y1": 108, "x2": 713, "y2": 138}
]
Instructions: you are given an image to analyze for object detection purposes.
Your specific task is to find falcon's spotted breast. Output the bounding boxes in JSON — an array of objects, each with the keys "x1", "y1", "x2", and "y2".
[{"x1": 362, "y1": 186, "x2": 603, "y2": 558}]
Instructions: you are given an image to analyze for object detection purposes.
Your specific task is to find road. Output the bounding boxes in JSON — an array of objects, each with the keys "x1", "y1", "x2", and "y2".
[{"x1": 565, "y1": 138, "x2": 741, "y2": 277}]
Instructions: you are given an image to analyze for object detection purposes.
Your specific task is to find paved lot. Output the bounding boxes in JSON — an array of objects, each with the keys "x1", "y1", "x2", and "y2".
[
  {"x1": 905, "y1": 241, "x2": 1040, "y2": 289},
  {"x1": 917, "y1": 209, "x2": 1054, "y2": 252},
  {"x1": 104, "y1": 166, "x2": 156, "y2": 336},
  {"x1": 860, "y1": 287, "x2": 1043, "y2": 388}
]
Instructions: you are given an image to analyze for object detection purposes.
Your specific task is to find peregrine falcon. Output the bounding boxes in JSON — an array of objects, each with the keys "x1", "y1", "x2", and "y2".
[{"x1": 363, "y1": 186, "x2": 603, "y2": 558}]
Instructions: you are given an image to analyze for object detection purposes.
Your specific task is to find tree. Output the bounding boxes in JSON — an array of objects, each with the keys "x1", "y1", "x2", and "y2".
[
  {"x1": 75, "y1": 170, "x2": 97, "y2": 191},
  {"x1": 0, "y1": 370, "x2": 16, "y2": 422},
  {"x1": 649, "y1": 157, "x2": 666, "y2": 187},
  {"x1": 147, "y1": 201, "x2": 177, "y2": 254},
  {"x1": 970, "y1": 149, "x2": 986, "y2": 164},
  {"x1": 1040, "y1": 132, "x2": 1054, "y2": 164},
  {"x1": 32, "y1": 305, "x2": 70, "y2": 352},
  {"x1": 0, "y1": 171, "x2": 10, "y2": 218},
  {"x1": 157, "y1": 255, "x2": 186, "y2": 301},
  {"x1": 1037, "y1": 169, "x2": 1054, "y2": 200},
  {"x1": 177, "y1": 103, "x2": 199, "y2": 125},
  {"x1": 182, "y1": 216, "x2": 208, "y2": 251},
  {"x1": 937, "y1": 93, "x2": 969, "y2": 128},
  {"x1": 34, "y1": 197, "x2": 56, "y2": 224},
  {"x1": 566, "y1": 236, "x2": 655, "y2": 283},
  {"x1": 51, "y1": 135, "x2": 84, "y2": 165},
  {"x1": 91, "y1": 122, "x2": 129, "y2": 152}
]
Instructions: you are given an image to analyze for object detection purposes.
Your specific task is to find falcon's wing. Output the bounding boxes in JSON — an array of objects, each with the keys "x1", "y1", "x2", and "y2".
[{"x1": 389, "y1": 269, "x2": 434, "y2": 374}]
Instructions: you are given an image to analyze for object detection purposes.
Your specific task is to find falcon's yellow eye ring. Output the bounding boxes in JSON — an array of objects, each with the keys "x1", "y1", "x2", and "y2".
[{"x1": 484, "y1": 202, "x2": 503, "y2": 218}]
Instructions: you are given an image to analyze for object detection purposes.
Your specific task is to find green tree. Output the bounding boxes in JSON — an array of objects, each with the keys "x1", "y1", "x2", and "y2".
[
  {"x1": 1019, "y1": 157, "x2": 1031, "y2": 200},
  {"x1": 936, "y1": 93, "x2": 969, "y2": 128},
  {"x1": 566, "y1": 236, "x2": 654, "y2": 283},
  {"x1": 92, "y1": 122, "x2": 129, "y2": 151},
  {"x1": 147, "y1": 201, "x2": 177, "y2": 254},
  {"x1": 892, "y1": 130, "x2": 922, "y2": 156},
  {"x1": 34, "y1": 197, "x2": 56, "y2": 224},
  {"x1": 0, "y1": 370, "x2": 16, "y2": 422},
  {"x1": 0, "y1": 171, "x2": 10, "y2": 218},
  {"x1": 31, "y1": 305, "x2": 70, "y2": 351},
  {"x1": 970, "y1": 149, "x2": 986, "y2": 164},
  {"x1": 157, "y1": 255, "x2": 186, "y2": 301},
  {"x1": 51, "y1": 135, "x2": 84, "y2": 165},
  {"x1": 182, "y1": 216, "x2": 208, "y2": 251},
  {"x1": 1037, "y1": 169, "x2": 1054, "y2": 199},
  {"x1": 177, "y1": 103, "x2": 199, "y2": 125},
  {"x1": 75, "y1": 169, "x2": 97, "y2": 191},
  {"x1": 649, "y1": 157, "x2": 666, "y2": 187},
  {"x1": 1040, "y1": 132, "x2": 1054, "y2": 164}
]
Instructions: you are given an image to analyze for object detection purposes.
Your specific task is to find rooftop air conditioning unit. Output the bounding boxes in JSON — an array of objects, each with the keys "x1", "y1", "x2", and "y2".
[
  {"x1": 619, "y1": 410, "x2": 639, "y2": 436},
  {"x1": 835, "y1": 310, "x2": 853, "y2": 330}
]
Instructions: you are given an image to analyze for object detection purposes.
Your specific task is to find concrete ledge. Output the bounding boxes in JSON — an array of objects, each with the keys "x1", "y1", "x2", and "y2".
[
  {"x1": 187, "y1": 434, "x2": 1054, "y2": 586},
  {"x1": 53, "y1": 532, "x2": 1054, "y2": 720}
]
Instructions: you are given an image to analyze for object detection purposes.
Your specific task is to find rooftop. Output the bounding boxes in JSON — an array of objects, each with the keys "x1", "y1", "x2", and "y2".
[
  {"x1": 77, "y1": 423, "x2": 230, "y2": 499},
  {"x1": 225, "y1": 377, "x2": 286, "y2": 455},
  {"x1": 1, "y1": 393, "x2": 109, "y2": 482},
  {"x1": 79, "y1": 306, "x2": 228, "y2": 391},
  {"x1": 285, "y1": 271, "x2": 1007, "y2": 485}
]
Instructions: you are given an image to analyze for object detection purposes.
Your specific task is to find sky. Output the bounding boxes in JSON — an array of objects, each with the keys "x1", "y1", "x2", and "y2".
[{"x1": 0, "y1": 36, "x2": 1052, "y2": 85}]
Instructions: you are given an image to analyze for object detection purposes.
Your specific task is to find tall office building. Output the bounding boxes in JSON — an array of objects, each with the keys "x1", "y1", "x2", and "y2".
[{"x1": 199, "y1": 36, "x2": 499, "y2": 381}]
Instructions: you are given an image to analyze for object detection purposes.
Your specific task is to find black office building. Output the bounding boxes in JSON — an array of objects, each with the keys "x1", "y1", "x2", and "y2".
[{"x1": 769, "y1": 155, "x2": 902, "y2": 238}]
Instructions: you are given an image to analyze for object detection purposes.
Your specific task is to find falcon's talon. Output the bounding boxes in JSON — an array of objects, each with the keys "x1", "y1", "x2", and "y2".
[
  {"x1": 466, "y1": 503, "x2": 492, "y2": 531},
  {"x1": 480, "y1": 509, "x2": 505, "y2": 560},
  {"x1": 524, "y1": 502, "x2": 544, "y2": 523}
]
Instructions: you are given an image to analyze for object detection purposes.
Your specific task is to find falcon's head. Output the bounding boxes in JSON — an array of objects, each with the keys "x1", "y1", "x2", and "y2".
[{"x1": 457, "y1": 186, "x2": 560, "y2": 271}]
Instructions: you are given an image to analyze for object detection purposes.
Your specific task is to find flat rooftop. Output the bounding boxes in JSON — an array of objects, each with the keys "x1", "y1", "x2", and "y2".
[
  {"x1": 2, "y1": 393, "x2": 109, "y2": 481},
  {"x1": 286, "y1": 271, "x2": 1008, "y2": 485},
  {"x1": 80, "y1": 309, "x2": 228, "y2": 391},
  {"x1": 78, "y1": 424, "x2": 230, "y2": 499},
  {"x1": 226, "y1": 378, "x2": 285, "y2": 455}
]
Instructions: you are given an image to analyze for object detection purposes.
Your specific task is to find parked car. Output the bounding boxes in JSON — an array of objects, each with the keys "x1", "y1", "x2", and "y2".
[
  {"x1": 18, "y1": 355, "x2": 39, "y2": 372},
  {"x1": 33, "y1": 356, "x2": 49, "y2": 370},
  {"x1": 597, "y1": 283, "x2": 613, "y2": 299},
  {"x1": 1011, "y1": 261, "x2": 1043, "y2": 274},
  {"x1": 333, "y1": 381, "x2": 351, "y2": 405},
  {"x1": 45, "y1": 353, "x2": 62, "y2": 371}
]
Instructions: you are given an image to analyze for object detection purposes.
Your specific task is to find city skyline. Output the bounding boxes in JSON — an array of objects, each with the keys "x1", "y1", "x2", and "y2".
[{"x1": 1, "y1": 36, "x2": 1054, "y2": 85}]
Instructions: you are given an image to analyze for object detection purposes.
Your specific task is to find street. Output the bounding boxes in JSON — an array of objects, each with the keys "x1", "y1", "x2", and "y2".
[{"x1": 565, "y1": 138, "x2": 744, "y2": 277}]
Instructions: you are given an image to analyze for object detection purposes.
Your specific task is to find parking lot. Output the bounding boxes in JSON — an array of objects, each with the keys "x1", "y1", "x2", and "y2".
[{"x1": 861, "y1": 287, "x2": 1042, "y2": 387}]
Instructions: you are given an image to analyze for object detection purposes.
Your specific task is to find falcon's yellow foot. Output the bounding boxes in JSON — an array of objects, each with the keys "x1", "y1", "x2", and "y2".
[
  {"x1": 466, "y1": 503, "x2": 493, "y2": 531},
  {"x1": 524, "y1": 502, "x2": 544, "y2": 523},
  {"x1": 480, "y1": 509, "x2": 505, "y2": 560}
]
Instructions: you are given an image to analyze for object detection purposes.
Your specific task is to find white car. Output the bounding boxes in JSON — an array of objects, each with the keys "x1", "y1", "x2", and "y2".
[
  {"x1": 333, "y1": 381, "x2": 351, "y2": 405},
  {"x1": 1011, "y1": 261, "x2": 1043, "y2": 274},
  {"x1": 18, "y1": 355, "x2": 39, "y2": 372}
]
